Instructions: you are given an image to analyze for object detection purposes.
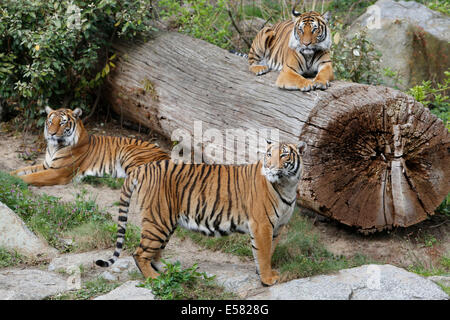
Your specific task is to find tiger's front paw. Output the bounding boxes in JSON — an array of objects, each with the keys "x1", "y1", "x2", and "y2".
[
  {"x1": 260, "y1": 270, "x2": 280, "y2": 287},
  {"x1": 299, "y1": 79, "x2": 314, "y2": 92},
  {"x1": 249, "y1": 65, "x2": 270, "y2": 76},
  {"x1": 312, "y1": 79, "x2": 331, "y2": 90}
]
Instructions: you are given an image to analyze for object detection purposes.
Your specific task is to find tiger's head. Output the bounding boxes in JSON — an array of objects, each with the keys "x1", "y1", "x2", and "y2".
[
  {"x1": 289, "y1": 10, "x2": 331, "y2": 56},
  {"x1": 262, "y1": 140, "x2": 307, "y2": 183},
  {"x1": 44, "y1": 107, "x2": 83, "y2": 147}
]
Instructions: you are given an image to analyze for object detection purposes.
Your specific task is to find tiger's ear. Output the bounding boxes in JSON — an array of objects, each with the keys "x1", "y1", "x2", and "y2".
[
  {"x1": 73, "y1": 108, "x2": 82, "y2": 118},
  {"x1": 322, "y1": 11, "x2": 331, "y2": 23},
  {"x1": 266, "y1": 139, "x2": 272, "y2": 145},
  {"x1": 292, "y1": 8, "x2": 301, "y2": 18},
  {"x1": 45, "y1": 106, "x2": 53, "y2": 114},
  {"x1": 297, "y1": 141, "x2": 307, "y2": 155}
]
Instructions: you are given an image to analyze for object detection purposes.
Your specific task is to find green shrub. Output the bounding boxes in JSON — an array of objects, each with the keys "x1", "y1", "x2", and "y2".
[
  {"x1": 408, "y1": 70, "x2": 450, "y2": 129},
  {"x1": 176, "y1": 228, "x2": 252, "y2": 257},
  {"x1": 435, "y1": 193, "x2": 450, "y2": 216},
  {"x1": 81, "y1": 174, "x2": 124, "y2": 189},
  {"x1": 138, "y1": 259, "x2": 234, "y2": 300},
  {"x1": 0, "y1": 0, "x2": 154, "y2": 127},
  {"x1": 330, "y1": 22, "x2": 382, "y2": 85},
  {"x1": 0, "y1": 247, "x2": 25, "y2": 268}
]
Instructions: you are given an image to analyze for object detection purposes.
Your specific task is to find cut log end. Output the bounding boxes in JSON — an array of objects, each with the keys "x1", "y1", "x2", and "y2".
[{"x1": 298, "y1": 85, "x2": 450, "y2": 231}]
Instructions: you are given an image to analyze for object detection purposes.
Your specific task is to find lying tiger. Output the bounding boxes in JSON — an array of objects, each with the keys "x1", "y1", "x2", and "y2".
[
  {"x1": 10, "y1": 107, "x2": 169, "y2": 186},
  {"x1": 248, "y1": 10, "x2": 334, "y2": 91},
  {"x1": 96, "y1": 140, "x2": 307, "y2": 286}
]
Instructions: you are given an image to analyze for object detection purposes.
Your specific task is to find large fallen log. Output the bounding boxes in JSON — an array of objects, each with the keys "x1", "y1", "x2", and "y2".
[{"x1": 104, "y1": 32, "x2": 449, "y2": 232}]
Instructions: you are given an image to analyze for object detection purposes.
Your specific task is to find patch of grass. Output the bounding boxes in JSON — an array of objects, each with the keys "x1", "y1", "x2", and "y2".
[
  {"x1": 49, "y1": 277, "x2": 121, "y2": 300},
  {"x1": 423, "y1": 233, "x2": 438, "y2": 248},
  {"x1": 63, "y1": 221, "x2": 114, "y2": 252},
  {"x1": 63, "y1": 220, "x2": 140, "y2": 253},
  {"x1": 81, "y1": 175, "x2": 124, "y2": 189},
  {"x1": 0, "y1": 247, "x2": 25, "y2": 268},
  {"x1": 437, "y1": 283, "x2": 450, "y2": 295},
  {"x1": 407, "y1": 255, "x2": 450, "y2": 277},
  {"x1": 138, "y1": 260, "x2": 237, "y2": 300},
  {"x1": 272, "y1": 210, "x2": 373, "y2": 281},
  {"x1": 158, "y1": 0, "x2": 232, "y2": 49},
  {"x1": 176, "y1": 228, "x2": 252, "y2": 258},
  {"x1": 326, "y1": 0, "x2": 376, "y2": 26},
  {"x1": 0, "y1": 170, "x2": 136, "y2": 253},
  {"x1": 413, "y1": 0, "x2": 450, "y2": 16}
]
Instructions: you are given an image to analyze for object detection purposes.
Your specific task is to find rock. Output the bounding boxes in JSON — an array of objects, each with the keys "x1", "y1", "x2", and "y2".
[
  {"x1": 114, "y1": 259, "x2": 131, "y2": 270},
  {"x1": 202, "y1": 262, "x2": 261, "y2": 298},
  {"x1": 100, "y1": 271, "x2": 118, "y2": 282},
  {"x1": 0, "y1": 201, "x2": 58, "y2": 259},
  {"x1": 249, "y1": 264, "x2": 449, "y2": 300},
  {"x1": 0, "y1": 269, "x2": 67, "y2": 300},
  {"x1": 348, "y1": 0, "x2": 450, "y2": 89},
  {"x1": 48, "y1": 249, "x2": 112, "y2": 272},
  {"x1": 94, "y1": 281, "x2": 155, "y2": 300},
  {"x1": 111, "y1": 267, "x2": 122, "y2": 274}
]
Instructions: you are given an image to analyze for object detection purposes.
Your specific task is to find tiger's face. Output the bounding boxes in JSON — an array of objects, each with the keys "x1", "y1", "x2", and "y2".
[
  {"x1": 262, "y1": 140, "x2": 307, "y2": 183},
  {"x1": 44, "y1": 107, "x2": 82, "y2": 146},
  {"x1": 289, "y1": 11, "x2": 331, "y2": 55}
]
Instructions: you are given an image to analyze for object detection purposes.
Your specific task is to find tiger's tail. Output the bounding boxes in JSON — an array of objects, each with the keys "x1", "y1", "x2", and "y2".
[
  {"x1": 229, "y1": 49, "x2": 248, "y2": 59},
  {"x1": 95, "y1": 171, "x2": 139, "y2": 268}
]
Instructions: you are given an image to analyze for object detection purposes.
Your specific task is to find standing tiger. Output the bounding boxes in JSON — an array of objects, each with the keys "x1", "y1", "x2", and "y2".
[
  {"x1": 10, "y1": 107, "x2": 169, "y2": 186},
  {"x1": 248, "y1": 10, "x2": 333, "y2": 91},
  {"x1": 96, "y1": 140, "x2": 307, "y2": 286}
]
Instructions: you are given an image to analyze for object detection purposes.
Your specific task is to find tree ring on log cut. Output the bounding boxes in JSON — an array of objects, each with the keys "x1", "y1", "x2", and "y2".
[{"x1": 297, "y1": 85, "x2": 450, "y2": 232}]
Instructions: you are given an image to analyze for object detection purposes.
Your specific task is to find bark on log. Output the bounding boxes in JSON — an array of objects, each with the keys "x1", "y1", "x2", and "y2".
[{"x1": 104, "y1": 32, "x2": 449, "y2": 232}]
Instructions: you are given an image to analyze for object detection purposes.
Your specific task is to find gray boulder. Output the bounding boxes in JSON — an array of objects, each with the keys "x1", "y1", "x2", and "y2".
[
  {"x1": 249, "y1": 264, "x2": 449, "y2": 300},
  {"x1": 348, "y1": 0, "x2": 450, "y2": 89},
  {"x1": 0, "y1": 269, "x2": 67, "y2": 300},
  {"x1": 0, "y1": 201, "x2": 58, "y2": 259},
  {"x1": 94, "y1": 281, "x2": 155, "y2": 300}
]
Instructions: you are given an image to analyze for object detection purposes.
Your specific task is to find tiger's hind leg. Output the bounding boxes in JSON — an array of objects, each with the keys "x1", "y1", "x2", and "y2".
[
  {"x1": 133, "y1": 219, "x2": 176, "y2": 279},
  {"x1": 10, "y1": 164, "x2": 45, "y2": 176},
  {"x1": 149, "y1": 230, "x2": 175, "y2": 272},
  {"x1": 12, "y1": 167, "x2": 73, "y2": 186},
  {"x1": 248, "y1": 26, "x2": 274, "y2": 76}
]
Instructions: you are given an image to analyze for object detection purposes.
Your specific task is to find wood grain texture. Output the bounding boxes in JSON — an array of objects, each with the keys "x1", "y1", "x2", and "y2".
[{"x1": 104, "y1": 32, "x2": 450, "y2": 231}]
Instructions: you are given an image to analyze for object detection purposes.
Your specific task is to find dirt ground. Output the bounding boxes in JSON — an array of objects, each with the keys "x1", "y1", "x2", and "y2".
[{"x1": 0, "y1": 118, "x2": 448, "y2": 273}]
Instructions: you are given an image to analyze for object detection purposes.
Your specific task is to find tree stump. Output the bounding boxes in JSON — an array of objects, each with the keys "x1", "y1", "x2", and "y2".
[{"x1": 104, "y1": 32, "x2": 449, "y2": 232}]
